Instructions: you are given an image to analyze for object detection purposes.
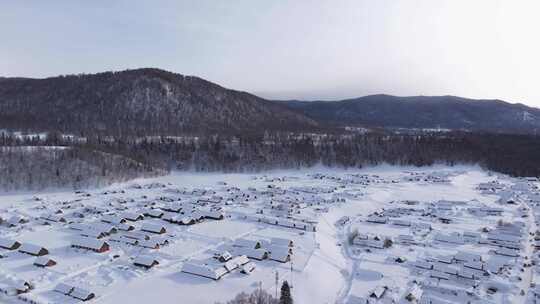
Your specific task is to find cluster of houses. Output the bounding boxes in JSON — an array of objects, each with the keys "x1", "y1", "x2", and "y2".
[
  {"x1": 0, "y1": 214, "x2": 29, "y2": 227},
  {"x1": 401, "y1": 171, "x2": 453, "y2": 184},
  {"x1": 5, "y1": 171, "x2": 533, "y2": 303},
  {"x1": 252, "y1": 214, "x2": 317, "y2": 232},
  {"x1": 181, "y1": 254, "x2": 252, "y2": 280},
  {"x1": 70, "y1": 221, "x2": 169, "y2": 251},
  {"x1": 0, "y1": 238, "x2": 57, "y2": 266},
  {"x1": 352, "y1": 233, "x2": 390, "y2": 249},
  {"x1": 181, "y1": 237, "x2": 294, "y2": 280},
  {"x1": 0, "y1": 241, "x2": 56, "y2": 299},
  {"x1": 343, "y1": 178, "x2": 540, "y2": 303},
  {"x1": 411, "y1": 251, "x2": 488, "y2": 287}
]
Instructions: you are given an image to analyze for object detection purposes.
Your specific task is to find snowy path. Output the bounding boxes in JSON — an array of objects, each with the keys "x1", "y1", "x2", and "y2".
[
  {"x1": 514, "y1": 203, "x2": 536, "y2": 304},
  {"x1": 335, "y1": 221, "x2": 358, "y2": 304}
]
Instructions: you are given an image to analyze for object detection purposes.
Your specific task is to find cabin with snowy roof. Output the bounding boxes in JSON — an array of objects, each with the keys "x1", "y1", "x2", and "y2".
[
  {"x1": 101, "y1": 214, "x2": 126, "y2": 224},
  {"x1": 144, "y1": 209, "x2": 164, "y2": 218},
  {"x1": 233, "y1": 247, "x2": 269, "y2": 260},
  {"x1": 71, "y1": 287, "x2": 95, "y2": 301},
  {"x1": 19, "y1": 243, "x2": 49, "y2": 256},
  {"x1": 0, "y1": 238, "x2": 21, "y2": 250},
  {"x1": 268, "y1": 246, "x2": 291, "y2": 263},
  {"x1": 34, "y1": 256, "x2": 57, "y2": 267},
  {"x1": 233, "y1": 238, "x2": 262, "y2": 249},
  {"x1": 71, "y1": 237, "x2": 110, "y2": 253},
  {"x1": 121, "y1": 212, "x2": 145, "y2": 221},
  {"x1": 134, "y1": 255, "x2": 160, "y2": 269},
  {"x1": 181, "y1": 261, "x2": 228, "y2": 280},
  {"x1": 141, "y1": 223, "x2": 167, "y2": 234}
]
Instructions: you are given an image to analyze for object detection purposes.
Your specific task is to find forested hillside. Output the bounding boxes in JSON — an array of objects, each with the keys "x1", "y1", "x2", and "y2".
[
  {"x1": 0, "y1": 146, "x2": 163, "y2": 191},
  {"x1": 282, "y1": 95, "x2": 540, "y2": 134},
  {"x1": 0, "y1": 68, "x2": 318, "y2": 136}
]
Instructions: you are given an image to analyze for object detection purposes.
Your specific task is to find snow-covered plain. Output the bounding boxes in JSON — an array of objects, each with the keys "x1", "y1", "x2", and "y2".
[{"x1": 0, "y1": 165, "x2": 539, "y2": 304}]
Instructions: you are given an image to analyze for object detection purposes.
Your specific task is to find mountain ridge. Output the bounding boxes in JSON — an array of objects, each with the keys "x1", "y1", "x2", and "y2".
[
  {"x1": 279, "y1": 94, "x2": 540, "y2": 133},
  {"x1": 0, "y1": 68, "x2": 318, "y2": 136},
  {"x1": 1, "y1": 68, "x2": 539, "y2": 135}
]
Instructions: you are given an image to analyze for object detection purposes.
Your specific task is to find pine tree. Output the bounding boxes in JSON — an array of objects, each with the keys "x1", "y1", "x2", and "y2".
[{"x1": 279, "y1": 281, "x2": 293, "y2": 304}]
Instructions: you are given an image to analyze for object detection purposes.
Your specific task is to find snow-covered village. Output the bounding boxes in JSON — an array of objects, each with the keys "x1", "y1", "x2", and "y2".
[
  {"x1": 0, "y1": 166, "x2": 538, "y2": 304},
  {"x1": 3, "y1": 1, "x2": 540, "y2": 303}
]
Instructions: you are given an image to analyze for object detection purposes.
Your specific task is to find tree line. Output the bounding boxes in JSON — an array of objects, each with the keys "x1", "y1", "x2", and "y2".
[
  {"x1": 1, "y1": 130, "x2": 539, "y2": 191},
  {"x1": 0, "y1": 146, "x2": 163, "y2": 191}
]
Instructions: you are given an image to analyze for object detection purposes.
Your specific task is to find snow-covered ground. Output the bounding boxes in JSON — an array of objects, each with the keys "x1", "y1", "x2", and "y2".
[{"x1": 0, "y1": 165, "x2": 539, "y2": 304}]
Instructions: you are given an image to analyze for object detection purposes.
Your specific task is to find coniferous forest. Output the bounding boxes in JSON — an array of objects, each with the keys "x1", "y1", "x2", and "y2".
[{"x1": 1, "y1": 130, "x2": 539, "y2": 191}]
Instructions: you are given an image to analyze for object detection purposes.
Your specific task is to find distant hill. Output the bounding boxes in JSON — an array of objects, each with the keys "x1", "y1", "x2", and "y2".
[
  {"x1": 280, "y1": 94, "x2": 540, "y2": 134},
  {"x1": 1, "y1": 68, "x2": 539, "y2": 136},
  {"x1": 0, "y1": 68, "x2": 318, "y2": 136}
]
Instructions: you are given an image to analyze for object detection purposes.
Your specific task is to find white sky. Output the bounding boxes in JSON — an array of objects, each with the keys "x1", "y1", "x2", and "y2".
[{"x1": 1, "y1": 0, "x2": 539, "y2": 107}]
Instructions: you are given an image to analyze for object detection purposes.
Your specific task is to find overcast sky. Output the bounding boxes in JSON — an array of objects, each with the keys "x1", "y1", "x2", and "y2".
[{"x1": 1, "y1": 1, "x2": 539, "y2": 107}]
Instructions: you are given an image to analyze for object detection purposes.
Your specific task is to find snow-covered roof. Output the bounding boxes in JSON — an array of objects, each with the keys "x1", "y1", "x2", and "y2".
[
  {"x1": 72, "y1": 237, "x2": 108, "y2": 251},
  {"x1": 488, "y1": 229, "x2": 521, "y2": 241},
  {"x1": 34, "y1": 256, "x2": 56, "y2": 266},
  {"x1": 413, "y1": 260, "x2": 433, "y2": 270},
  {"x1": 181, "y1": 261, "x2": 228, "y2": 280},
  {"x1": 0, "y1": 237, "x2": 20, "y2": 250},
  {"x1": 233, "y1": 238, "x2": 261, "y2": 249},
  {"x1": 215, "y1": 251, "x2": 232, "y2": 261},
  {"x1": 495, "y1": 247, "x2": 520, "y2": 257},
  {"x1": 141, "y1": 223, "x2": 166, "y2": 234},
  {"x1": 366, "y1": 215, "x2": 388, "y2": 224},
  {"x1": 430, "y1": 271, "x2": 450, "y2": 280},
  {"x1": 138, "y1": 239, "x2": 160, "y2": 249},
  {"x1": 144, "y1": 209, "x2": 164, "y2": 217},
  {"x1": 19, "y1": 243, "x2": 48, "y2": 255},
  {"x1": 80, "y1": 229, "x2": 105, "y2": 238},
  {"x1": 464, "y1": 261, "x2": 484, "y2": 271},
  {"x1": 454, "y1": 251, "x2": 482, "y2": 263},
  {"x1": 436, "y1": 255, "x2": 454, "y2": 264},
  {"x1": 199, "y1": 209, "x2": 224, "y2": 219},
  {"x1": 110, "y1": 234, "x2": 138, "y2": 245},
  {"x1": 434, "y1": 233, "x2": 464, "y2": 245},
  {"x1": 224, "y1": 255, "x2": 250, "y2": 272},
  {"x1": 122, "y1": 231, "x2": 150, "y2": 240},
  {"x1": 271, "y1": 237, "x2": 293, "y2": 247},
  {"x1": 233, "y1": 247, "x2": 268, "y2": 260},
  {"x1": 54, "y1": 283, "x2": 74, "y2": 295},
  {"x1": 121, "y1": 212, "x2": 144, "y2": 221},
  {"x1": 391, "y1": 219, "x2": 411, "y2": 226},
  {"x1": 134, "y1": 255, "x2": 159, "y2": 267},
  {"x1": 241, "y1": 262, "x2": 256, "y2": 274},
  {"x1": 269, "y1": 245, "x2": 291, "y2": 262},
  {"x1": 71, "y1": 287, "x2": 95, "y2": 300},
  {"x1": 116, "y1": 223, "x2": 135, "y2": 231},
  {"x1": 101, "y1": 214, "x2": 126, "y2": 224}
]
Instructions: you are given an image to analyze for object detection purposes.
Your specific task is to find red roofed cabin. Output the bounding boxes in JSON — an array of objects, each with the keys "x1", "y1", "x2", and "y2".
[{"x1": 71, "y1": 237, "x2": 110, "y2": 253}]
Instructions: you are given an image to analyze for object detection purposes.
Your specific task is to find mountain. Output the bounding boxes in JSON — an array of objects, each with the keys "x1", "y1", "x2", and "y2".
[
  {"x1": 2, "y1": 68, "x2": 539, "y2": 136},
  {"x1": 281, "y1": 94, "x2": 540, "y2": 134},
  {"x1": 0, "y1": 68, "x2": 318, "y2": 136}
]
